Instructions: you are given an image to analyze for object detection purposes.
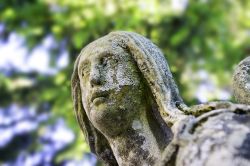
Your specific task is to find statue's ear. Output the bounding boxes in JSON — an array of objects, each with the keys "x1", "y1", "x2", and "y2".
[{"x1": 71, "y1": 55, "x2": 118, "y2": 165}]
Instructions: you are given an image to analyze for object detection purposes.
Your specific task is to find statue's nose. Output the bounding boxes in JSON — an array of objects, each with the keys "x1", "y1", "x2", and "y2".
[{"x1": 90, "y1": 64, "x2": 101, "y2": 87}]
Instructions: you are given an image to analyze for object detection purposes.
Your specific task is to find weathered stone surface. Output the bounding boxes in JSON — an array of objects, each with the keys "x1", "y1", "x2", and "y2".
[
  {"x1": 71, "y1": 32, "x2": 250, "y2": 166},
  {"x1": 179, "y1": 112, "x2": 250, "y2": 166},
  {"x1": 159, "y1": 101, "x2": 250, "y2": 166},
  {"x1": 233, "y1": 56, "x2": 250, "y2": 104},
  {"x1": 175, "y1": 102, "x2": 250, "y2": 166}
]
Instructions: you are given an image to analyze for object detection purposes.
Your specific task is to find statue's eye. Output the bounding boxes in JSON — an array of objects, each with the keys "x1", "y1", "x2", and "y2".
[
  {"x1": 102, "y1": 57, "x2": 119, "y2": 66},
  {"x1": 114, "y1": 59, "x2": 118, "y2": 63},
  {"x1": 101, "y1": 58, "x2": 108, "y2": 67},
  {"x1": 110, "y1": 58, "x2": 119, "y2": 67}
]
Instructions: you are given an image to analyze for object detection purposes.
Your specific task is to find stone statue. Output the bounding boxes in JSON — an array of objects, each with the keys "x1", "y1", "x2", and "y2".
[
  {"x1": 71, "y1": 31, "x2": 250, "y2": 166},
  {"x1": 233, "y1": 56, "x2": 250, "y2": 105}
]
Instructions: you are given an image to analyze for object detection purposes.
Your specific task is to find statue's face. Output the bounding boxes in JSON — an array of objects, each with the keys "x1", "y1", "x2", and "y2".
[{"x1": 78, "y1": 42, "x2": 147, "y2": 137}]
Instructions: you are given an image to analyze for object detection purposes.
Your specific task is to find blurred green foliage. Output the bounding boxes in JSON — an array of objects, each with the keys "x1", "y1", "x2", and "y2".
[{"x1": 0, "y1": 0, "x2": 249, "y2": 164}]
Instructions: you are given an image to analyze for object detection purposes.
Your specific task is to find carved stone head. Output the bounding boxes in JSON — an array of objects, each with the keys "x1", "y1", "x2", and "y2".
[{"x1": 71, "y1": 31, "x2": 185, "y2": 164}]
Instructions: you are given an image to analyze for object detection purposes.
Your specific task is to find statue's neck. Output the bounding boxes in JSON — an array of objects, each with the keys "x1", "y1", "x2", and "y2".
[{"x1": 107, "y1": 110, "x2": 162, "y2": 166}]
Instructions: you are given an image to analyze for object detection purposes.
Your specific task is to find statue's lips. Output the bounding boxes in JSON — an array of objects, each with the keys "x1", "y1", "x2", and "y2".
[{"x1": 91, "y1": 91, "x2": 108, "y2": 103}]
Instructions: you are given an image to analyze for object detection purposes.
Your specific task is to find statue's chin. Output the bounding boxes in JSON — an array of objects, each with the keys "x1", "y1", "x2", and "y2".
[{"x1": 89, "y1": 106, "x2": 133, "y2": 137}]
